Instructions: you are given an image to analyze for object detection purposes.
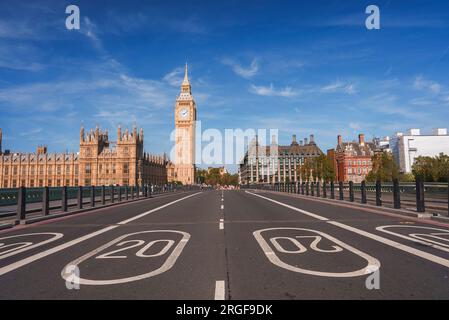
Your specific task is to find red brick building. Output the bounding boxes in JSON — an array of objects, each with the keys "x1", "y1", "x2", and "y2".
[{"x1": 328, "y1": 134, "x2": 375, "y2": 183}]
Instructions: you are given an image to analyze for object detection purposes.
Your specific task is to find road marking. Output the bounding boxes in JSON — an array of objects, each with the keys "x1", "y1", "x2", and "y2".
[
  {"x1": 376, "y1": 225, "x2": 449, "y2": 253},
  {"x1": 246, "y1": 191, "x2": 329, "y2": 221},
  {"x1": 214, "y1": 280, "x2": 225, "y2": 300},
  {"x1": 61, "y1": 230, "x2": 190, "y2": 285},
  {"x1": 254, "y1": 227, "x2": 380, "y2": 277},
  {"x1": 118, "y1": 192, "x2": 201, "y2": 224},
  {"x1": 219, "y1": 219, "x2": 224, "y2": 230},
  {"x1": 0, "y1": 192, "x2": 201, "y2": 277},
  {"x1": 0, "y1": 233, "x2": 63, "y2": 260},
  {"x1": 246, "y1": 191, "x2": 449, "y2": 269},
  {"x1": 221, "y1": 204, "x2": 224, "y2": 210}
]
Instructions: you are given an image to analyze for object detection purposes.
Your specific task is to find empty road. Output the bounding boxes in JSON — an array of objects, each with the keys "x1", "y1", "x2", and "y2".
[{"x1": 0, "y1": 189, "x2": 449, "y2": 300}]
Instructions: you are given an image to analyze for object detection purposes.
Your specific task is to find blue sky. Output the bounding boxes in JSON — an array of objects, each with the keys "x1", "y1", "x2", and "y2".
[{"x1": 1, "y1": 0, "x2": 449, "y2": 172}]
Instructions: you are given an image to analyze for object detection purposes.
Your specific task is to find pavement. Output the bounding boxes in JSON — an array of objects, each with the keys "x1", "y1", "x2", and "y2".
[{"x1": 0, "y1": 189, "x2": 449, "y2": 300}]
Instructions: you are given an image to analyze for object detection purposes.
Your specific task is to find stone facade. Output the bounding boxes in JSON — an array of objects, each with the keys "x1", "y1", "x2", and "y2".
[
  {"x1": 0, "y1": 126, "x2": 169, "y2": 188},
  {"x1": 240, "y1": 134, "x2": 323, "y2": 184}
]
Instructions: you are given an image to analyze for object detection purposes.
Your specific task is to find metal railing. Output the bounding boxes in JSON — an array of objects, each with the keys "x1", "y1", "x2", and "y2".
[
  {"x1": 242, "y1": 179, "x2": 449, "y2": 216},
  {"x1": 0, "y1": 184, "x2": 202, "y2": 221}
]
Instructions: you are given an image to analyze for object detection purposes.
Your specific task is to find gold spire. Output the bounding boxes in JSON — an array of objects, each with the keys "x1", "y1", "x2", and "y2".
[{"x1": 182, "y1": 62, "x2": 190, "y2": 85}]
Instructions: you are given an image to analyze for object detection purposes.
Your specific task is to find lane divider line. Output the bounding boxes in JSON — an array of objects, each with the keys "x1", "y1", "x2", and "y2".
[
  {"x1": 0, "y1": 192, "x2": 202, "y2": 277},
  {"x1": 219, "y1": 219, "x2": 224, "y2": 230},
  {"x1": 245, "y1": 191, "x2": 449, "y2": 269},
  {"x1": 214, "y1": 280, "x2": 225, "y2": 300}
]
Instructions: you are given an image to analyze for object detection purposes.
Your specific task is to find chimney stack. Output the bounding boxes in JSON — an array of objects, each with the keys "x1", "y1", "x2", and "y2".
[
  {"x1": 304, "y1": 137, "x2": 308, "y2": 145},
  {"x1": 359, "y1": 134, "x2": 365, "y2": 146},
  {"x1": 299, "y1": 140, "x2": 303, "y2": 146},
  {"x1": 337, "y1": 135, "x2": 342, "y2": 146},
  {"x1": 293, "y1": 134, "x2": 297, "y2": 143},
  {"x1": 310, "y1": 134, "x2": 314, "y2": 144}
]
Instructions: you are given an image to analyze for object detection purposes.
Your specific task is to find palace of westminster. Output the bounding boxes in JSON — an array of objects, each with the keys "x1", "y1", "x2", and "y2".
[{"x1": 0, "y1": 64, "x2": 197, "y2": 189}]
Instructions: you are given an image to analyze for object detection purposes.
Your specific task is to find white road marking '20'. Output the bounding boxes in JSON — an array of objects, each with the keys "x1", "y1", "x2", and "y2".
[
  {"x1": 61, "y1": 230, "x2": 189, "y2": 285},
  {"x1": 0, "y1": 233, "x2": 63, "y2": 260},
  {"x1": 0, "y1": 192, "x2": 201, "y2": 277},
  {"x1": 246, "y1": 191, "x2": 449, "y2": 269},
  {"x1": 254, "y1": 227, "x2": 380, "y2": 278}
]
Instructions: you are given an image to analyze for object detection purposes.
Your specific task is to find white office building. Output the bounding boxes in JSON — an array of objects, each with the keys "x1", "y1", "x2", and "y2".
[{"x1": 390, "y1": 128, "x2": 449, "y2": 173}]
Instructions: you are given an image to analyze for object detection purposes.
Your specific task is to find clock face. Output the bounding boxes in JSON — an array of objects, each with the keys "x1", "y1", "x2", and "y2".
[{"x1": 179, "y1": 108, "x2": 189, "y2": 119}]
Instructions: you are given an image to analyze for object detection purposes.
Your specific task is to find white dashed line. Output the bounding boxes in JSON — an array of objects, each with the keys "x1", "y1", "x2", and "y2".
[
  {"x1": 214, "y1": 280, "x2": 225, "y2": 300},
  {"x1": 219, "y1": 219, "x2": 224, "y2": 230}
]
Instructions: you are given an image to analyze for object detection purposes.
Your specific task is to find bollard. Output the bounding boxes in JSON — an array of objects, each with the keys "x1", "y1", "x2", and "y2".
[
  {"x1": 323, "y1": 182, "x2": 327, "y2": 198},
  {"x1": 101, "y1": 185, "x2": 105, "y2": 205},
  {"x1": 90, "y1": 186, "x2": 95, "y2": 207},
  {"x1": 416, "y1": 177, "x2": 425, "y2": 212},
  {"x1": 306, "y1": 182, "x2": 309, "y2": 196},
  {"x1": 330, "y1": 181, "x2": 335, "y2": 199},
  {"x1": 316, "y1": 182, "x2": 320, "y2": 197},
  {"x1": 149, "y1": 185, "x2": 152, "y2": 198},
  {"x1": 393, "y1": 179, "x2": 401, "y2": 209},
  {"x1": 349, "y1": 181, "x2": 354, "y2": 202},
  {"x1": 301, "y1": 182, "x2": 305, "y2": 195},
  {"x1": 118, "y1": 186, "x2": 122, "y2": 202},
  {"x1": 61, "y1": 186, "x2": 68, "y2": 212},
  {"x1": 78, "y1": 186, "x2": 83, "y2": 209},
  {"x1": 375, "y1": 180, "x2": 382, "y2": 207},
  {"x1": 125, "y1": 185, "x2": 129, "y2": 200},
  {"x1": 311, "y1": 182, "x2": 314, "y2": 196},
  {"x1": 131, "y1": 186, "x2": 134, "y2": 199},
  {"x1": 136, "y1": 185, "x2": 140, "y2": 198},
  {"x1": 361, "y1": 181, "x2": 367, "y2": 204},
  {"x1": 42, "y1": 186, "x2": 50, "y2": 216},
  {"x1": 111, "y1": 185, "x2": 115, "y2": 203},
  {"x1": 17, "y1": 186, "x2": 27, "y2": 220},
  {"x1": 339, "y1": 181, "x2": 344, "y2": 200}
]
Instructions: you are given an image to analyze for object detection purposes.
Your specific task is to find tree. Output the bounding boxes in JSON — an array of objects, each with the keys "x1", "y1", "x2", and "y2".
[
  {"x1": 301, "y1": 155, "x2": 335, "y2": 182},
  {"x1": 412, "y1": 153, "x2": 449, "y2": 182},
  {"x1": 366, "y1": 152, "x2": 399, "y2": 182}
]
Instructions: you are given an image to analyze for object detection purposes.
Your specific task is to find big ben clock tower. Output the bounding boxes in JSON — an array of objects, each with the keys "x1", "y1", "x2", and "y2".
[{"x1": 174, "y1": 63, "x2": 196, "y2": 185}]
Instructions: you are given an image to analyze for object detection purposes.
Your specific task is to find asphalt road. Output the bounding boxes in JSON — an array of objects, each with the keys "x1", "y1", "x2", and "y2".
[{"x1": 0, "y1": 189, "x2": 449, "y2": 300}]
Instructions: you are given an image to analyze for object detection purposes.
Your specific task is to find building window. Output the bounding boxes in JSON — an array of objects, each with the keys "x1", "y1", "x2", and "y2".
[
  {"x1": 4, "y1": 166, "x2": 9, "y2": 175},
  {"x1": 123, "y1": 164, "x2": 129, "y2": 174},
  {"x1": 48, "y1": 166, "x2": 52, "y2": 175},
  {"x1": 48, "y1": 179, "x2": 52, "y2": 187},
  {"x1": 21, "y1": 179, "x2": 25, "y2": 186},
  {"x1": 66, "y1": 165, "x2": 70, "y2": 174},
  {"x1": 112, "y1": 164, "x2": 116, "y2": 174},
  {"x1": 85, "y1": 164, "x2": 91, "y2": 174},
  {"x1": 57, "y1": 165, "x2": 61, "y2": 175},
  {"x1": 39, "y1": 165, "x2": 44, "y2": 175},
  {"x1": 21, "y1": 166, "x2": 26, "y2": 175},
  {"x1": 30, "y1": 166, "x2": 35, "y2": 175},
  {"x1": 74, "y1": 179, "x2": 79, "y2": 187},
  {"x1": 30, "y1": 179, "x2": 35, "y2": 187},
  {"x1": 84, "y1": 179, "x2": 91, "y2": 186},
  {"x1": 66, "y1": 179, "x2": 70, "y2": 186},
  {"x1": 12, "y1": 180, "x2": 17, "y2": 188},
  {"x1": 3, "y1": 180, "x2": 7, "y2": 187},
  {"x1": 57, "y1": 179, "x2": 61, "y2": 187},
  {"x1": 39, "y1": 179, "x2": 43, "y2": 187},
  {"x1": 74, "y1": 165, "x2": 79, "y2": 175},
  {"x1": 13, "y1": 166, "x2": 18, "y2": 175}
]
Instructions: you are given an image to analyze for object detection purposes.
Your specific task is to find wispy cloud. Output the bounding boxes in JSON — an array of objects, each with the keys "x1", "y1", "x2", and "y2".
[
  {"x1": 163, "y1": 67, "x2": 184, "y2": 87},
  {"x1": 321, "y1": 80, "x2": 356, "y2": 95},
  {"x1": 414, "y1": 75, "x2": 441, "y2": 94},
  {"x1": 249, "y1": 84, "x2": 298, "y2": 97},
  {"x1": 222, "y1": 58, "x2": 259, "y2": 79}
]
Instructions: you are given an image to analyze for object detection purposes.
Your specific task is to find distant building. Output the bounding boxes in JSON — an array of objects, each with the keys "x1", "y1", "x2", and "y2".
[
  {"x1": 0, "y1": 126, "x2": 169, "y2": 188},
  {"x1": 328, "y1": 134, "x2": 375, "y2": 183},
  {"x1": 373, "y1": 136, "x2": 391, "y2": 153},
  {"x1": 239, "y1": 134, "x2": 323, "y2": 184},
  {"x1": 390, "y1": 128, "x2": 449, "y2": 173}
]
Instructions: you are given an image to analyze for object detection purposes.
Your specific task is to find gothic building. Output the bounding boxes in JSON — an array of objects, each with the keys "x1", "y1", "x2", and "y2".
[{"x1": 0, "y1": 126, "x2": 169, "y2": 188}]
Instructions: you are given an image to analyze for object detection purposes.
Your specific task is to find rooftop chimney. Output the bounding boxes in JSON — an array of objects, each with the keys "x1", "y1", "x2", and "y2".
[
  {"x1": 293, "y1": 134, "x2": 297, "y2": 143},
  {"x1": 433, "y1": 128, "x2": 448, "y2": 136},
  {"x1": 408, "y1": 128, "x2": 421, "y2": 136},
  {"x1": 304, "y1": 137, "x2": 308, "y2": 145},
  {"x1": 337, "y1": 135, "x2": 342, "y2": 146},
  {"x1": 299, "y1": 140, "x2": 303, "y2": 146},
  {"x1": 309, "y1": 134, "x2": 314, "y2": 144},
  {"x1": 358, "y1": 134, "x2": 365, "y2": 146}
]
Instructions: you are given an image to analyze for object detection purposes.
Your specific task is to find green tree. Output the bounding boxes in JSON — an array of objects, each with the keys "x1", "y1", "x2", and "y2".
[
  {"x1": 366, "y1": 152, "x2": 399, "y2": 182},
  {"x1": 412, "y1": 153, "x2": 449, "y2": 182}
]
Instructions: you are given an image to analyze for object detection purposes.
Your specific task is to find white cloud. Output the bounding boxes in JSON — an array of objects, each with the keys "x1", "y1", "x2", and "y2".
[
  {"x1": 250, "y1": 84, "x2": 298, "y2": 97},
  {"x1": 349, "y1": 122, "x2": 361, "y2": 130},
  {"x1": 414, "y1": 75, "x2": 441, "y2": 94},
  {"x1": 321, "y1": 80, "x2": 356, "y2": 95},
  {"x1": 222, "y1": 58, "x2": 259, "y2": 79},
  {"x1": 163, "y1": 67, "x2": 184, "y2": 87}
]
